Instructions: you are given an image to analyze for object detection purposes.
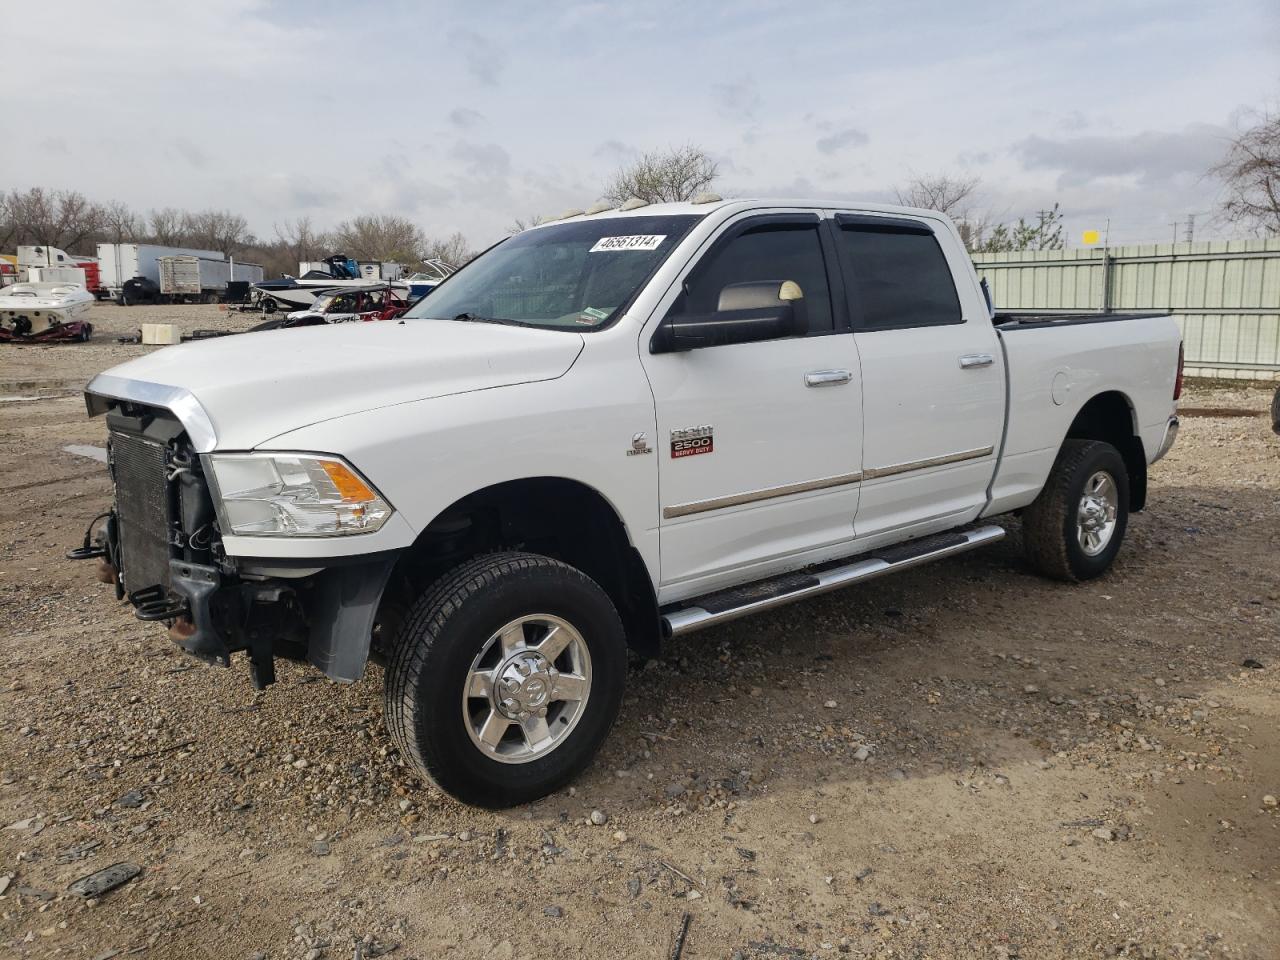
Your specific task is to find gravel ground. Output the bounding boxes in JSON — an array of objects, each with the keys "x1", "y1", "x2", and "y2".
[{"x1": 1, "y1": 304, "x2": 1278, "y2": 959}]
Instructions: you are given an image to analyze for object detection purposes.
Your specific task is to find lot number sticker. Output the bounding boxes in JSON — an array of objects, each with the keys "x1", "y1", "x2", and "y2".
[{"x1": 589, "y1": 235, "x2": 666, "y2": 253}]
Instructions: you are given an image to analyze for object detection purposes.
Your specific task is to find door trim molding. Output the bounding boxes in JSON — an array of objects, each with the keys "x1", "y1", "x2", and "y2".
[
  {"x1": 863, "y1": 445, "x2": 994, "y2": 480},
  {"x1": 660, "y1": 445, "x2": 994, "y2": 519},
  {"x1": 662, "y1": 470, "x2": 865, "y2": 519}
]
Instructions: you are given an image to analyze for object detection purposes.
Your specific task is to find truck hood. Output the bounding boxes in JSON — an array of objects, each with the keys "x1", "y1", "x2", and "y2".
[{"x1": 86, "y1": 319, "x2": 585, "y2": 451}]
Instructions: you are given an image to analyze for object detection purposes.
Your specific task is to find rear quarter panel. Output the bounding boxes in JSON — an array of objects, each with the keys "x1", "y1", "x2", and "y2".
[{"x1": 986, "y1": 314, "x2": 1180, "y2": 516}]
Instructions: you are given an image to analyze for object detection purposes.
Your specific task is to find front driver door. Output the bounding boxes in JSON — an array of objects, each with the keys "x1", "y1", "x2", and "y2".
[{"x1": 640, "y1": 212, "x2": 865, "y2": 600}]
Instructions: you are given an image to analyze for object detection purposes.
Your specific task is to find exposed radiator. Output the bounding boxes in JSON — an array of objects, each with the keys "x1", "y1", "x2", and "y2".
[{"x1": 109, "y1": 430, "x2": 171, "y2": 594}]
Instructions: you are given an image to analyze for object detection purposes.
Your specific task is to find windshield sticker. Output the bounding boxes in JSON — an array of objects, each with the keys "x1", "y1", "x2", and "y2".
[
  {"x1": 589, "y1": 234, "x2": 666, "y2": 253},
  {"x1": 579, "y1": 307, "x2": 610, "y2": 321}
]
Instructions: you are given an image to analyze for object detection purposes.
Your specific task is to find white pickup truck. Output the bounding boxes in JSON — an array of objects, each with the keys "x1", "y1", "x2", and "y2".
[{"x1": 72, "y1": 198, "x2": 1183, "y2": 807}]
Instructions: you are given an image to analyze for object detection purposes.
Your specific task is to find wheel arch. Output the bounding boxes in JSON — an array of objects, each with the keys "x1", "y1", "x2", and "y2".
[
  {"x1": 1063, "y1": 390, "x2": 1147, "y2": 511},
  {"x1": 381, "y1": 476, "x2": 662, "y2": 659}
]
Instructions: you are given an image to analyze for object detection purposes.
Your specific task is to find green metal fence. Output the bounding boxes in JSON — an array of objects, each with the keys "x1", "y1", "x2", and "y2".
[{"x1": 973, "y1": 239, "x2": 1280, "y2": 380}]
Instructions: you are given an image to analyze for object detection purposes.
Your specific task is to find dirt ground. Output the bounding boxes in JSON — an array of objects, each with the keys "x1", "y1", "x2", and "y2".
[{"x1": 1, "y1": 303, "x2": 1278, "y2": 960}]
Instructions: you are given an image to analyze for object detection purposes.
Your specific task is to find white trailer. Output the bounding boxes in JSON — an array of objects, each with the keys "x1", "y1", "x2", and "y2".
[
  {"x1": 158, "y1": 256, "x2": 264, "y2": 302},
  {"x1": 359, "y1": 261, "x2": 403, "y2": 281},
  {"x1": 231, "y1": 261, "x2": 264, "y2": 284},
  {"x1": 97, "y1": 243, "x2": 223, "y2": 302},
  {"x1": 158, "y1": 256, "x2": 232, "y2": 302}
]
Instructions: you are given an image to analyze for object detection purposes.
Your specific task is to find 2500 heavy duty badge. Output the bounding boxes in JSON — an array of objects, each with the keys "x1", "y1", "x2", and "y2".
[{"x1": 671, "y1": 425, "x2": 713, "y2": 458}]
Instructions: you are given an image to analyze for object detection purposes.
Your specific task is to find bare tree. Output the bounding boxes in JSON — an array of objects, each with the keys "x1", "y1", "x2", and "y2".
[
  {"x1": 509, "y1": 213, "x2": 547, "y2": 234},
  {"x1": 332, "y1": 214, "x2": 427, "y2": 263},
  {"x1": 895, "y1": 173, "x2": 980, "y2": 217},
  {"x1": 6, "y1": 188, "x2": 104, "y2": 252},
  {"x1": 274, "y1": 216, "x2": 329, "y2": 268},
  {"x1": 184, "y1": 209, "x2": 253, "y2": 256},
  {"x1": 602, "y1": 144, "x2": 719, "y2": 205},
  {"x1": 0, "y1": 192, "x2": 17, "y2": 251},
  {"x1": 894, "y1": 172, "x2": 993, "y2": 247},
  {"x1": 148, "y1": 207, "x2": 190, "y2": 246},
  {"x1": 421, "y1": 231, "x2": 473, "y2": 266},
  {"x1": 1209, "y1": 111, "x2": 1280, "y2": 235},
  {"x1": 101, "y1": 200, "x2": 143, "y2": 244}
]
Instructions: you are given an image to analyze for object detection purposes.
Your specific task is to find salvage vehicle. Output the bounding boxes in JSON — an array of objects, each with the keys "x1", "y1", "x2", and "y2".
[
  {"x1": 248, "y1": 286, "x2": 412, "y2": 332},
  {"x1": 69, "y1": 198, "x2": 1183, "y2": 807}
]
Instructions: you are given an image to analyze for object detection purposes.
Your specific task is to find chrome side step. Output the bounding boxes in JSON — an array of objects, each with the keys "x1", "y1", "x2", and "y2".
[{"x1": 662, "y1": 524, "x2": 1006, "y2": 637}]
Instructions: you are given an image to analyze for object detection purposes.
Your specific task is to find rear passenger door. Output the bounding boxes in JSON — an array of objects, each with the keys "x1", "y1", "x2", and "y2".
[{"x1": 831, "y1": 213, "x2": 1004, "y2": 540}]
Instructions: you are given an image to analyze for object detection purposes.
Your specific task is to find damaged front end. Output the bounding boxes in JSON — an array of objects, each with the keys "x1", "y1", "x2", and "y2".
[{"x1": 69, "y1": 388, "x2": 396, "y2": 689}]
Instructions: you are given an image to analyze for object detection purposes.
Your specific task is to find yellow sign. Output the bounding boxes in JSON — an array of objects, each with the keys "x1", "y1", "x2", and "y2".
[{"x1": 1082, "y1": 230, "x2": 1101, "y2": 245}]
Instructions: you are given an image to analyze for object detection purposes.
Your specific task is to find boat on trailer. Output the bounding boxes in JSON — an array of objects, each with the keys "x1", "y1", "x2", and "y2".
[
  {"x1": 0, "y1": 282, "x2": 95, "y2": 343},
  {"x1": 252, "y1": 255, "x2": 410, "y2": 312}
]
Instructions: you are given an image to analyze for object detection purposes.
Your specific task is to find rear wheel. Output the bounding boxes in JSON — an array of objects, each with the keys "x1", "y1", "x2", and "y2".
[
  {"x1": 1022, "y1": 439, "x2": 1129, "y2": 582},
  {"x1": 383, "y1": 552, "x2": 627, "y2": 807}
]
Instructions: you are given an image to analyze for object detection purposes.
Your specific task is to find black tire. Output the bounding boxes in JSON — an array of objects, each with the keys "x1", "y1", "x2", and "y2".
[
  {"x1": 1022, "y1": 439, "x2": 1129, "y2": 582},
  {"x1": 384, "y1": 552, "x2": 627, "y2": 808},
  {"x1": 1270, "y1": 386, "x2": 1280, "y2": 436}
]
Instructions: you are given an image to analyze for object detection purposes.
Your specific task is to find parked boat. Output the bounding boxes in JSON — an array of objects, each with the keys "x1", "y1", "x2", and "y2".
[
  {"x1": 252, "y1": 254, "x2": 409, "y2": 312},
  {"x1": 0, "y1": 282, "x2": 95, "y2": 342},
  {"x1": 404, "y1": 258, "x2": 457, "y2": 299}
]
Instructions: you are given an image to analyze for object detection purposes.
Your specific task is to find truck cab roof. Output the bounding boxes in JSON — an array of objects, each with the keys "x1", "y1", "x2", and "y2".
[{"x1": 526, "y1": 197, "x2": 950, "y2": 227}]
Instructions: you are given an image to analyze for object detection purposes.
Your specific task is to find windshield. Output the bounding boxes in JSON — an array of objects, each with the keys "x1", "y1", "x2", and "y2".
[{"x1": 403, "y1": 214, "x2": 702, "y2": 329}]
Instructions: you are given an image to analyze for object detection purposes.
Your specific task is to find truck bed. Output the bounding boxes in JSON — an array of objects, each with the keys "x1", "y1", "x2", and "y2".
[{"x1": 986, "y1": 309, "x2": 1181, "y2": 517}]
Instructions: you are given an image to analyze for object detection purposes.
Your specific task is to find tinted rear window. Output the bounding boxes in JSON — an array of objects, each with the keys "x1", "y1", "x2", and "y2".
[{"x1": 837, "y1": 226, "x2": 962, "y2": 329}]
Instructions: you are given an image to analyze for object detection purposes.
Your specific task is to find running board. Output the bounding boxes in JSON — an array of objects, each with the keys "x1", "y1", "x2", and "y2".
[{"x1": 662, "y1": 524, "x2": 1006, "y2": 637}]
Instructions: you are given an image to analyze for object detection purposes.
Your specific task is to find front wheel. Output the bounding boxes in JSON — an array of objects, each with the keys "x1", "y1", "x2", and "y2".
[
  {"x1": 383, "y1": 552, "x2": 627, "y2": 807},
  {"x1": 1022, "y1": 439, "x2": 1130, "y2": 582}
]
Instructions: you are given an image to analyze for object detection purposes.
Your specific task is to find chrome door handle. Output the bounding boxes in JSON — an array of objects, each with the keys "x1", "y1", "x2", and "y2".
[
  {"x1": 958, "y1": 354, "x2": 994, "y2": 369},
  {"x1": 804, "y1": 369, "x2": 853, "y2": 387}
]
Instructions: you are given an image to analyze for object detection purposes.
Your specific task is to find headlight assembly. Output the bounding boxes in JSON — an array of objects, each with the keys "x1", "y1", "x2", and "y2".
[{"x1": 204, "y1": 453, "x2": 392, "y2": 537}]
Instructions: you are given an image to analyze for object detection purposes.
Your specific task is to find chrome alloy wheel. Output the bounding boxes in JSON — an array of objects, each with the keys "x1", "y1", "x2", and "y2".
[
  {"x1": 462, "y1": 614, "x2": 592, "y2": 764},
  {"x1": 1077, "y1": 470, "x2": 1119, "y2": 556}
]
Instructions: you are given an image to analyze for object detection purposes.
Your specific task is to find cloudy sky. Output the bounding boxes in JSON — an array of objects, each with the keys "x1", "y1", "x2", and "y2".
[{"x1": 5, "y1": 0, "x2": 1277, "y2": 249}]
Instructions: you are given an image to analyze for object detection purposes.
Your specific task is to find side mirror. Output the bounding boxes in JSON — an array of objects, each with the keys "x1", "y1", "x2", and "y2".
[{"x1": 652, "y1": 281, "x2": 808, "y2": 353}]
